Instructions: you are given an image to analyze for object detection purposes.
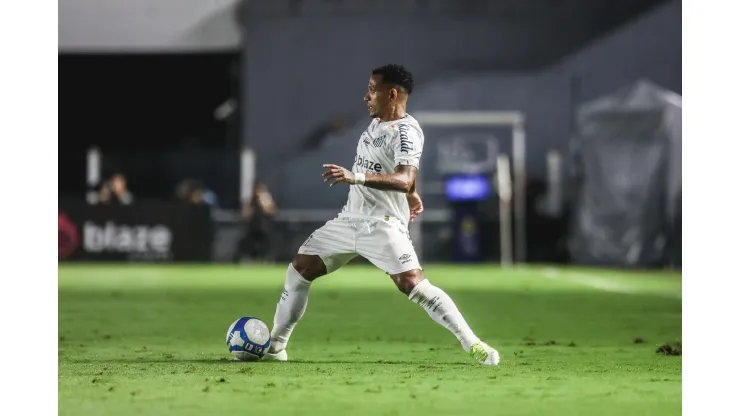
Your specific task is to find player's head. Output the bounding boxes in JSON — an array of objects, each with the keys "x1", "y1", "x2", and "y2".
[{"x1": 364, "y1": 64, "x2": 414, "y2": 118}]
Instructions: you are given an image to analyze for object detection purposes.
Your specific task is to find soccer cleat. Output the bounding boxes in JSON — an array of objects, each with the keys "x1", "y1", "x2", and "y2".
[
  {"x1": 262, "y1": 348, "x2": 288, "y2": 362},
  {"x1": 469, "y1": 341, "x2": 500, "y2": 366}
]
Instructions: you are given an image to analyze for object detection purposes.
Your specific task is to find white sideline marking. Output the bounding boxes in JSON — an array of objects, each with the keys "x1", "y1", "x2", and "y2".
[{"x1": 541, "y1": 269, "x2": 682, "y2": 300}]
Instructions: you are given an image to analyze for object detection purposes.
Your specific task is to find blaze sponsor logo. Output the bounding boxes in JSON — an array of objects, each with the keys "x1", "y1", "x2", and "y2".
[
  {"x1": 83, "y1": 221, "x2": 172, "y2": 256},
  {"x1": 354, "y1": 155, "x2": 382, "y2": 173}
]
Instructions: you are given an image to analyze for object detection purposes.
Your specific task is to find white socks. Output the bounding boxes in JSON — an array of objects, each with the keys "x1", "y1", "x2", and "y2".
[
  {"x1": 269, "y1": 267, "x2": 478, "y2": 354},
  {"x1": 270, "y1": 264, "x2": 311, "y2": 352},
  {"x1": 409, "y1": 279, "x2": 480, "y2": 352}
]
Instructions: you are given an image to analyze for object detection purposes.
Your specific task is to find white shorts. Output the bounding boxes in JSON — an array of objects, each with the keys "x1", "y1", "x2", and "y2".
[{"x1": 297, "y1": 216, "x2": 422, "y2": 275}]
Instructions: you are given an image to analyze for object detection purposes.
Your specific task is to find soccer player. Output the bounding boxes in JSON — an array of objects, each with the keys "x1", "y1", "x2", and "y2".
[{"x1": 264, "y1": 64, "x2": 500, "y2": 365}]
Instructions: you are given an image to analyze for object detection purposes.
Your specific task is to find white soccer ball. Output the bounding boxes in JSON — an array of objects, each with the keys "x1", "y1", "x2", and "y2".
[{"x1": 226, "y1": 317, "x2": 271, "y2": 361}]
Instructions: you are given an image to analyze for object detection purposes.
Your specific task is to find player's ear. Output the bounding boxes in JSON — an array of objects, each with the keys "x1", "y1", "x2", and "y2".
[{"x1": 389, "y1": 88, "x2": 398, "y2": 102}]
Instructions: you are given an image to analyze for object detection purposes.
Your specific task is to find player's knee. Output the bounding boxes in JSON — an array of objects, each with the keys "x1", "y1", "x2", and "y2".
[
  {"x1": 291, "y1": 254, "x2": 327, "y2": 281},
  {"x1": 390, "y1": 269, "x2": 425, "y2": 296}
]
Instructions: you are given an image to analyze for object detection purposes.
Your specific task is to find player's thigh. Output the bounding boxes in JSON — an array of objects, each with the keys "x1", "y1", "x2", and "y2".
[
  {"x1": 357, "y1": 221, "x2": 421, "y2": 275},
  {"x1": 297, "y1": 219, "x2": 357, "y2": 274}
]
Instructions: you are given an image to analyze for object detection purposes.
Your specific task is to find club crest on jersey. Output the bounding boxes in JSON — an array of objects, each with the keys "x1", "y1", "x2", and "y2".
[
  {"x1": 362, "y1": 132, "x2": 387, "y2": 148},
  {"x1": 372, "y1": 135, "x2": 387, "y2": 148}
]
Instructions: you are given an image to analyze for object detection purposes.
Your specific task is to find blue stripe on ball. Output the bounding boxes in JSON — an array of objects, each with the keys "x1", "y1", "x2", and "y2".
[{"x1": 227, "y1": 316, "x2": 271, "y2": 357}]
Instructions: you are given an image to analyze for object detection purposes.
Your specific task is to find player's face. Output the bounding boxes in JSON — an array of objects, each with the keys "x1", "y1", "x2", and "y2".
[{"x1": 364, "y1": 75, "x2": 388, "y2": 118}]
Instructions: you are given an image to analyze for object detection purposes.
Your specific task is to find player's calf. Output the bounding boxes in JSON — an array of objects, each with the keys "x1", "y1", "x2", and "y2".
[
  {"x1": 395, "y1": 269, "x2": 501, "y2": 365},
  {"x1": 267, "y1": 256, "x2": 326, "y2": 358}
]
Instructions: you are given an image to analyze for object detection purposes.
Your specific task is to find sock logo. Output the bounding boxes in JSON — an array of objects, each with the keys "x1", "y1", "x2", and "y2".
[{"x1": 423, "y1": 295, "x2": 440, "y2": 311}]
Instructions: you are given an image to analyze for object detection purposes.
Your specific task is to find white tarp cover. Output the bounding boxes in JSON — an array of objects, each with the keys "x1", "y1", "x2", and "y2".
[{"x1": 569, "y1": 79, "x2": 681, "y2": 267}]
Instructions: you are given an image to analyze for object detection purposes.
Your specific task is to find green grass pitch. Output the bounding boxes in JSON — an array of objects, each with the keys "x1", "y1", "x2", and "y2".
[{"x1": 59, "y1": 264, "x2": 681, "y2": 415}]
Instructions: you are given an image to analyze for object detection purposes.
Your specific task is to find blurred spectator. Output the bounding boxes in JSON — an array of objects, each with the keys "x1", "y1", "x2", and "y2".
[
  {"x1": 99, "y1": 174, "x2": 134, "y2": 205},
  {"x1": 175, "y1": 179, "x2": 195, "y2": 203},
  {"x1": 236, "y1": 183, "x2": 277, "y2": 263},
  {"x1": 175, "y1": 178, "x2": 219, "y2": 209}
]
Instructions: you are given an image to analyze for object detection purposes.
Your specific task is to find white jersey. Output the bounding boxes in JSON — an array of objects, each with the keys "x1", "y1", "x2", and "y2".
[{"x1": 339, "y1": 114, "x2": 424, "y2": 229}]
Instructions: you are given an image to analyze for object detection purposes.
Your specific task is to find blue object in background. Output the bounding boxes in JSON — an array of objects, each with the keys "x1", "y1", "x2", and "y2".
[
  {"x1": 446, "y1": 175, "x2": 491, "y2": 262},
  {"x1": 445, "y1": 175, "x2": 491, "y2": 202},
  {"x1": 451, "y1": 203, "x2": 484, "y2": 262}
]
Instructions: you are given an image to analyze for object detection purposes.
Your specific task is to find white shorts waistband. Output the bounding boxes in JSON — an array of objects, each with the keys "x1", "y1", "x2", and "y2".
[{"x1": 337, "y1": 213, "x2": 406, "y2": 228}]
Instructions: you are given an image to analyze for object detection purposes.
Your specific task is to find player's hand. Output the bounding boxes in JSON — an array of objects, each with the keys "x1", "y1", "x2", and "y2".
[
  {"x1": 407, "y1": 192, "x2": 424, "y2": 223},
  {"x1": 322, "y1": 164, "x2": 356, "y2": 187}
]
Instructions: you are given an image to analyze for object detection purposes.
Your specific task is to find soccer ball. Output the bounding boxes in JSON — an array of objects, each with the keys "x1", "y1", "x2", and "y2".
[{"x1": 226, "y1": 317, "x2": 271, "y2": 361}]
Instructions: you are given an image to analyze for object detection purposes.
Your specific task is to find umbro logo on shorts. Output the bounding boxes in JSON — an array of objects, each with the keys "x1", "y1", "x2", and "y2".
[{"x1": 399, "y1": 254, "x2": 412, "y2": 264}]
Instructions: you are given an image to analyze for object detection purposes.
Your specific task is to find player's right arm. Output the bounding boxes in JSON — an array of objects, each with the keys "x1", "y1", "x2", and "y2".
[
  {"x1": 357, "y1": 122, "x2": 425, "y2": 193},
  {"x1": 322, "y1": 164, "x2": 416, "y2": 193},
  {"x1": 322, "y1": 122, "x2": 424, "y2": 194}
]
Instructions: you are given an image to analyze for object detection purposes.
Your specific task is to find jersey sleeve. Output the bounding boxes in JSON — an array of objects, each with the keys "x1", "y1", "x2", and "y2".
[{"x1": 393, "y1": 123, "x2": 424, "y2": 169}]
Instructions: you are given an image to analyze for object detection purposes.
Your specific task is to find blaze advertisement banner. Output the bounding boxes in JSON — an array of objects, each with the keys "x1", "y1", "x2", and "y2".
[{"x1": 58, "y1": 200, "x2": 213, "y2": 262}]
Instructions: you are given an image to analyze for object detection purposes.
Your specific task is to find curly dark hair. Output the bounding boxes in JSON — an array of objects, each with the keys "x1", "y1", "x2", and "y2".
[{"x1": 372, "y1": 64, "x2": 414, "y2": 95}]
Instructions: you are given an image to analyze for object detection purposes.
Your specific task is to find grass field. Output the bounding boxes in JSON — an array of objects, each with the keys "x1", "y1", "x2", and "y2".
[{"x1": 59, "y1": 264, "x2": 682, "y2": 416}]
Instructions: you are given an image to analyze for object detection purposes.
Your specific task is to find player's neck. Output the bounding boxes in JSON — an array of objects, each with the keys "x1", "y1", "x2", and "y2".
[{"x1": 379, "y1": 105, "x2": 407, "y2": 123}]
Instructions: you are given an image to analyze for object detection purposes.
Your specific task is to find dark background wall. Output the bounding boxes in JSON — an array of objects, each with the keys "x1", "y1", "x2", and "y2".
[
  {"x1": 242, "y1": 0, "x2": 675, "y2": 171},
  {"x1": 57, "y1": 0, "x2": 681, "y2": 211},
  {"x1": 248, "y1": 0, "x2": 681, "y2": 209},
  {"x1": 56, "y1": 0, "x2": 682, "y2": 265},
  {"x1": 58, "y1": 53, "x2": 242, "y2": 207}
]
